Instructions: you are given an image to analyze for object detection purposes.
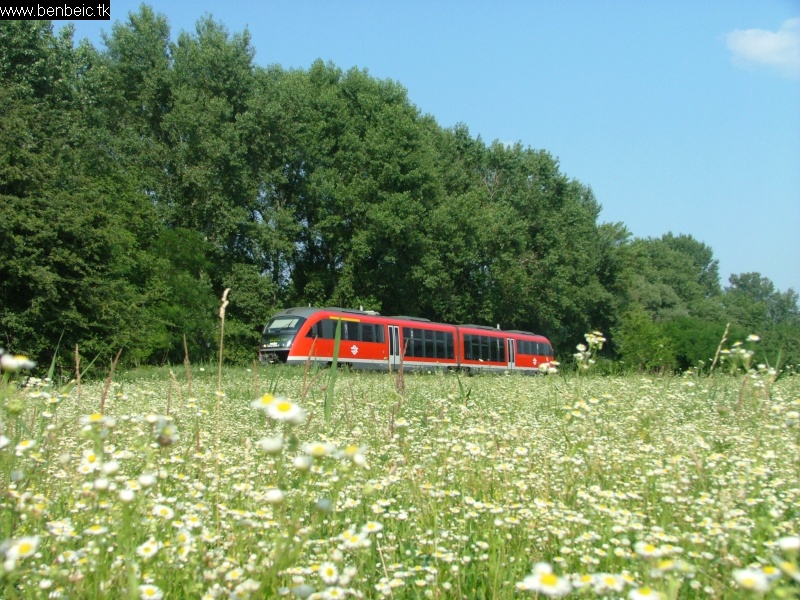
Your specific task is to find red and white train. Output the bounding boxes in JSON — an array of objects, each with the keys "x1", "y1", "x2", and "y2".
[{"x1": 259, "y1": 307, "x2": 554, "y2": 374}]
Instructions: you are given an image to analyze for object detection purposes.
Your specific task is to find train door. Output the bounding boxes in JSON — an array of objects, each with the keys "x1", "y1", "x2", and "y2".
[
  {"x1": 388, "y1": 325, "x2": 401, "y2": 369},
  {"x1": 507, "y1": 338, "x2": 516, "y2": 370}
]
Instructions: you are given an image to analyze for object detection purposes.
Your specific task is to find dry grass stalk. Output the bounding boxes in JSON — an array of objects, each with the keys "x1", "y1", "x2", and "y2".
[
  {"x1": 99, "y1": 348, "x2": 122, "y2": 414},
  {"x1": 183, "y1": 333, "x2": 193, "y2": 397},
  {"x1": 710, "y1": 322, "x2": 730, "y2": 374},
  {"x1": 168, "y1": 370, "x2": 182, "y2": 416},
  {"x1": 74, "y1": 344, "x2": 81, "y2": 402},
  {"x1": 214, "y1": 288, "x2": 231, "y2": 534}
]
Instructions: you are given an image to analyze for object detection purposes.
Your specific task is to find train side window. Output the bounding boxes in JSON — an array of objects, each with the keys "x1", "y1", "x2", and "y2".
[
  {"x1": 435, "y1": 331, "x2": 445, "y2": 358},
  {"x1": 362, "y1": 324, "x2": 374, "y2": 342},
  {"x1": 496, "y1": 338, "x2": 506, "y2": 362},
  {"x1": 317, "y1": 319, "x2": 336, "y2": 340},
  {"x1": 413, "y1": 328, "x2": 425, "y2": 357},
  {"x1": 489, "y1": 337, "x2": 502, "y2": 362},
  {"x1": 424, "y1": 329, "x2": 435, "y2": 357},
  {"x1": 376, "y1": 326, "x2": 385, "y2": 343},
  {"x1": 480, "y1": 336, "x2": 490, "y2": 361},
  {"x1": 404, "y1": 328, "x2": 416, "y2": 357},
  {"x1": 446, "y1": 333, "x2": 454, "y2": 359},
  {"x1": 468, "y1": 335, "x2": 478, "y2": 360},
  {"x1": 344, "y1": 322, "x2": 361, "y2": 341},
  {"x1": 403, "y1": 328, "x2": 423, "y2": 357}
]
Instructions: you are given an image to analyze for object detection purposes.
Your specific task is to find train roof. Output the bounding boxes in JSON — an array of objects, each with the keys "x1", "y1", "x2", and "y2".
[
  {"x1": 460, "y1": 324, "x2": 500, "y2": 331},
  {"x1": 271, "y1": 306, "x2": 381, "y2": 319},
  {"x1": 389, "y1": 315, "x2": 431, "y2": 322},
  {"x1": 505, "y1": 329, "x2": 540, "y2": 337}
]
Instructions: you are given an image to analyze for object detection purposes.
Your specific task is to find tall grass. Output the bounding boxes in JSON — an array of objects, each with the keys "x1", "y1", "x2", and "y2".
[{"x1": 0, "y1": 349, "x2": 798, "y2": 598}]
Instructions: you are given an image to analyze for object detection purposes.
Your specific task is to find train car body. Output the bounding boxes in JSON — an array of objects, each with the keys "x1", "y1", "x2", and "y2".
[{"x1": 259, "y1": 307, "x2": 554, "y2": 373}]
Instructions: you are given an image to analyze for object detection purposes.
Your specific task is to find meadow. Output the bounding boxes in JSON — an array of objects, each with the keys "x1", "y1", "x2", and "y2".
[{"x1": 1, "y1": 355, "x2": 799, "y2": 599}]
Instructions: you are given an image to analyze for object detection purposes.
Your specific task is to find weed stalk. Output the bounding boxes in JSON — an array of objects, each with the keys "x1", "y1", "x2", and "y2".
[
  {"x1": 323, "y1": 315, "x2": 343, "y2": 426},
  {"x1": 99, "y1": 348, "x2": 123, "y2": 414}
]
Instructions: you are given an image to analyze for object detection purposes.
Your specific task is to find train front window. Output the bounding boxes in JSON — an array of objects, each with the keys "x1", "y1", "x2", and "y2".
[
  {"x1": 261, "y1": 316, "x2": 306, "y2": 349},
  {"x1": 264, "y1": 316, "x2": 303, "y2": 334}
]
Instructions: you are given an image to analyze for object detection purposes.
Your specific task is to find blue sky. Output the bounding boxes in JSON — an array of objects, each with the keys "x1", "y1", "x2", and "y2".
[{"x1": 56, "y1": 1, "x2": 800, "y2": 292}]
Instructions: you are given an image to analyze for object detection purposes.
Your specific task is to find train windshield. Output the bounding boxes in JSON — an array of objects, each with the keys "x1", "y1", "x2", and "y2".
[
  {"x1": 263, "y1": 316, "x2": 305, "y2": 334},
  {"x1": 261, "y1": 315, "x2": 306, "y2": 352}
]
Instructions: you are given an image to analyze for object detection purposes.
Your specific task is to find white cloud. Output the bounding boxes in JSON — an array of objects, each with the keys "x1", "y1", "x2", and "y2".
[{"x1": 725, "y1": 17, "x2": 800, "y2": 78}]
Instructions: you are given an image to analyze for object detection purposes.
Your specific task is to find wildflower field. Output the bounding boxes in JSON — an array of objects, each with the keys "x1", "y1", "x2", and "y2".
[{"x1": 1, "y1": 362, "x2": 799, "y2": 599}]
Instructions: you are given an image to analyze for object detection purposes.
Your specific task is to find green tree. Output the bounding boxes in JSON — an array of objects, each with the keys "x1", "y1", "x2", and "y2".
[
  {"x1": 627, "y1": 234, "x2": 723, "y2": 322},
  {"x1": 473, "y1": 142, "x2": 617, "y2": 348},
  {"x1": 661, "y1": 318, "x2": 745, "y2": 372},
  {"x1": 143, "y1": 229, "x2": 217, "y2": 363},
  {"x1": 263, "y1": 61, "x2": 439, "y2": 314},
  {"x1": 100, "y1": 4, "x2": 172, "y2": 135},
  {"x1": 164, "y1": 16, "x2": 256, "y2": 262},
  {"x1": 723, "y1": 273, "x2": 800, "y2": 366},
  {"x1": 1, "y1": 17, "x2": 218, "y2": 367},
  {"x1": 0, "y1": 95, "x2": 161, "y2": 364},
  {"x1": 0, "y1": 19, "x2": 75, "y2": 104},
  {"x1": 613, "y1": 305, "x2": 677, "y2": 372}
]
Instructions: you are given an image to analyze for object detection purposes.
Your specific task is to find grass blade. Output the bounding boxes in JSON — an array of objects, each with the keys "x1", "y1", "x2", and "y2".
[{"x1": 324, "y1": 316, "x2": 343, "y2": 425}]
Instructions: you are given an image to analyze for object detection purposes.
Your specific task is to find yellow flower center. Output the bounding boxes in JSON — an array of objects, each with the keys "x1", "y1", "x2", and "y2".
[{"x1": 541, "y1": 573, "x2": 558, "y2": 586}]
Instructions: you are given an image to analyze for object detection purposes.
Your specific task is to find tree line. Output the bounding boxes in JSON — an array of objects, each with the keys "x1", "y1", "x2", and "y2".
[{"x1": 1, "y1": 11, "x2": 798, "y2": 372}]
